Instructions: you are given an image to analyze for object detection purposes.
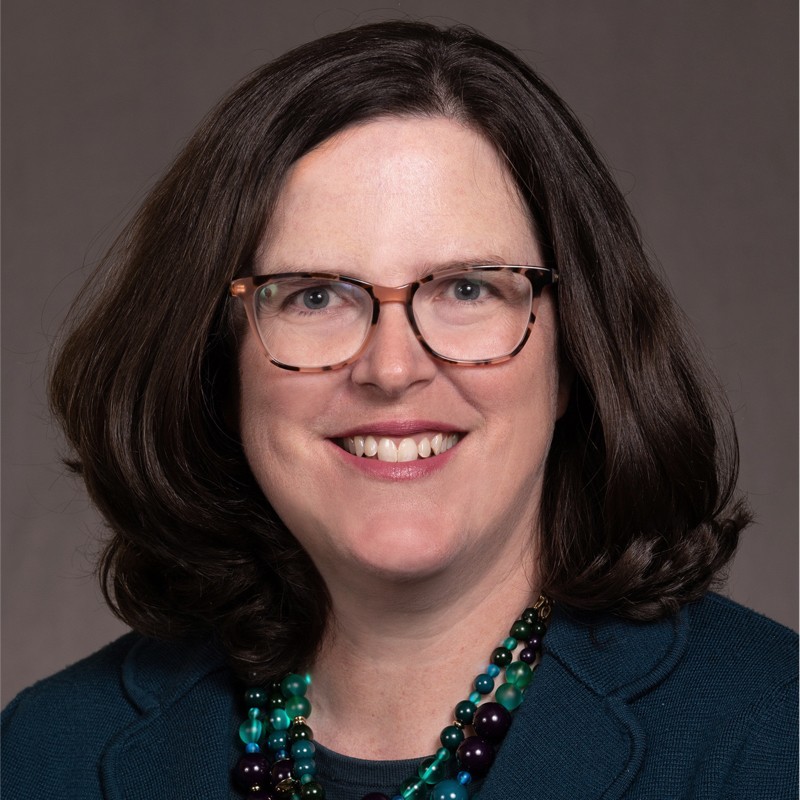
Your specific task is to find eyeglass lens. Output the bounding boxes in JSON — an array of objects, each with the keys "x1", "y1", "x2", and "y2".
[{"x1": 252, "y1": 269, "x2": 534, "y2": 369}]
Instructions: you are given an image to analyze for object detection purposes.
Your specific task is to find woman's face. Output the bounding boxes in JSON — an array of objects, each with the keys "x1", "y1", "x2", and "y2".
[{"x1": 239, "y1": 116, "x2": 569, "y2": 589}]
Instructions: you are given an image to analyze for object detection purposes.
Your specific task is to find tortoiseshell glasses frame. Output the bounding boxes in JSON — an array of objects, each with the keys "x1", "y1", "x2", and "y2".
[{"x1": 229, "y1": 265, "x2": 558, "y2": 372}]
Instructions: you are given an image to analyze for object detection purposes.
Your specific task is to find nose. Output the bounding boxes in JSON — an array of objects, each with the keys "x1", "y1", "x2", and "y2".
[{"x1": 349, "y1": 301, "x2": 437, "y2": 395}]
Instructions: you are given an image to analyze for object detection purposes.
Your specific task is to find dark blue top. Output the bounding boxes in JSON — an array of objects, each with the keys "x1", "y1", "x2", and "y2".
[{"x1": 2, "y1": 593, "x2": 797, "y2": 799}]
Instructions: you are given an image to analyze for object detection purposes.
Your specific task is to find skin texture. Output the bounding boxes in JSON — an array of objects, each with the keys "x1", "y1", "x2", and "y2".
[{"x1": 238, "y1": 116, "x2": 570, "y2": 756}]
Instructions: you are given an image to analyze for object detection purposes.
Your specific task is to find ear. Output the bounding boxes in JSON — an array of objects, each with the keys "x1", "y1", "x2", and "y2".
[{"x1": 556, "y1": 358, "x2": 575, "y2": 420}]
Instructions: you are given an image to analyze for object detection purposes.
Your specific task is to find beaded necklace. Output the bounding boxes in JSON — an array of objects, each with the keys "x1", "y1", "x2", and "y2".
[{"x1": 233, "y1": 596, "x2": 551, "y2": 800}]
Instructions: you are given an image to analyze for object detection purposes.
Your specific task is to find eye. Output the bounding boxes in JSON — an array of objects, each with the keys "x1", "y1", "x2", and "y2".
[
  {"x1": 302, "y1": 287, "x2": 330, "y2": 309},
  {"x1": 451, "y1": 278, "x2": 483, "y2": 301}
]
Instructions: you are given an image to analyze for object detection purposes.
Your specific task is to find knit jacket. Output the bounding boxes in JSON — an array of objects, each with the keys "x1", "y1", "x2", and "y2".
[{"x1": 2, "y1": 593, "x2": 797, "y2": 799}]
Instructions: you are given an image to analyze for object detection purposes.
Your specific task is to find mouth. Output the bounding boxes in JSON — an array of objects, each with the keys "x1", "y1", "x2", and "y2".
[{"x1": 337, "y1": 431, "x2": 462, "y2": 462}]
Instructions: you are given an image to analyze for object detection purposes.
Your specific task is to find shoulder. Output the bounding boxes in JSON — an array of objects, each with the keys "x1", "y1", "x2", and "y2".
[
  {"x1": 2, "y1": 633, "x2": 142, "y2": 730},
  {"x1": 683, "y1": 592, "x2": 797, "y2": 692},
  {"x1": 2, "y1": 633, "x2": 229, "y2": 799}
]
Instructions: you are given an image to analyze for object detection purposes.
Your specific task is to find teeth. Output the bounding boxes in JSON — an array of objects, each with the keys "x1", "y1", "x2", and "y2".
[
  {"x1": 341, "y1": 432, "x2": 460, "y2": 461},
  {"x1": 397, "y1": 438, "x2": 418, "y2": 462},
  {"x1": 377, "y1": 438, "x2": 398, "y2": 462}
]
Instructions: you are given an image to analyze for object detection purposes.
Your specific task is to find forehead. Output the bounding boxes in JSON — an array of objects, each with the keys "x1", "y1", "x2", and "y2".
[{"x1": 256, "y1": 116, "x2": 541, "y2": 282}]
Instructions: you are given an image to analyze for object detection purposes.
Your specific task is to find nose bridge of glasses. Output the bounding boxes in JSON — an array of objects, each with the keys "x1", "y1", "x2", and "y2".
[{"x1": 371, "y1": 283, "x2": 415, "y2": 304}]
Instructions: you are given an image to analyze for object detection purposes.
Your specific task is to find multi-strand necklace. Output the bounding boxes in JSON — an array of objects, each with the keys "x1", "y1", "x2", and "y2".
[{"x1": 233, "y1": 596, "x2": 551, "y2": 800}]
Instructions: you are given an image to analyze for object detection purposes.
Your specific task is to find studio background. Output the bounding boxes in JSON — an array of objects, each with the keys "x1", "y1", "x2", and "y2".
[{"x1": 2, "y1": 0, "x2": 797, "y2": 706}]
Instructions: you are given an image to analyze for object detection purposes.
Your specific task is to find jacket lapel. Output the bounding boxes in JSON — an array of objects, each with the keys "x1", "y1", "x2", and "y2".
[
  {"x1": 99, "y1": 637, "x2": 235, "y2": 800},
  {"x1": 480, "y1": 605, "x2": 688, "y2": 800}
]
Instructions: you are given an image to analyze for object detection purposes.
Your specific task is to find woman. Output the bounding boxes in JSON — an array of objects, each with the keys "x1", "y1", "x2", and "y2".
[{"x1": 2, "y1": 20, "x2": 796, "y2": 800}]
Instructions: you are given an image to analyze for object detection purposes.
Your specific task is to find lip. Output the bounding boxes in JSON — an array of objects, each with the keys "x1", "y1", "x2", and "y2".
[{"x1": 332, "y1": 420, "x2": 463, "y2": 438}]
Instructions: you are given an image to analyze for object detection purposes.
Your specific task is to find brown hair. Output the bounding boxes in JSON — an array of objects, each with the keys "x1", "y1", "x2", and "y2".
[{"x1": 50, "y1": 20, "x2": 749, "y2": 682}]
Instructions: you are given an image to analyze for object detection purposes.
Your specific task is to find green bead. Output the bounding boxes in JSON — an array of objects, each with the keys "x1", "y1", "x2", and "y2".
[
  {"x1": 441, "y1": 724, "x2": 465, "y2": 751},
  {"x1": 506, "y1": 660, "x2": 533, "y2": 688},
  {"x1": 495, "y1": 682, "x2": 523, "y2": 711},
  {"x1": 474, "y1": 673, "x2": 494, "y2": 694},
  {"x1": 268, "y1": 691, "x2": 287, "y2": 710},
  {"x1": 400, "y1": 777, "x2": 427, "y2": 799},
  {"x1": 244, "y1": 687, "x2": 269, "y2": 706},
  {"x1": 282, "y1": 673, "x2": 308, "y2": 698},
  {"x1": 510, "y1": 620, "x2": 533, "y2": 640},
  {"x1": 522, "y1": 607, "x2": 540, "y2": 624},
  {"x1": 454, "y1": 700, "x2": 477, "y2": 725},
  {"x1": 491, "y1": 647, "x2": 513, "y2": 667},
  {"x1": 434, "y1": 747, "x2": 451, "y2": 763},
  {"x1": 503, "y1": 637, "x2": 518, "y2": 650},
  {"x1": 300, "y1": 773, "x2": 314, "y2": 784},
  {"x1": 270, "y1": 708, "x2": 291, "y2": 730},
  {"x1": 288, "y1": 722, "x2": 313, "y2": 743},
  {"x1": 286, "y1": 695, "x2": 312, "y2": 719},
  {"x1": 239, "y1": 718, "x2": 263, "y2": 743},
  {"x1": 419, "y1": 754, "x2": 448, "y2": 784},
  {"x1": 300, "y1": 781, "x2": 325, "y2": 798}
]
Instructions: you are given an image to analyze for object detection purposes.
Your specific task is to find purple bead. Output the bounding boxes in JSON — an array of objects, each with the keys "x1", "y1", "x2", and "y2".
[
  {"x1": 456, "y1": 735, "x2": 495, "y2": 778},
  {"x1": 362, "y1": 795, "x2": 391, "y2": 800},
  {"x1": 519, "y1": 647, "x2": 536, "y2": 664},
  {"x1": 472, "y1": 702, "x2": 512, "y2": 744},
  {"x1": 247, "y1": 789, "x2": 277, "y2": 800},
  {"x1": 233, "y1": 752, "x2": 270, "y2": 791},
  {"x1": 270, "y1": 758, "x2": 295, "y2": 786},
  {"x1": 527, "y1": 636, "x2": 541, "y2": 651}
]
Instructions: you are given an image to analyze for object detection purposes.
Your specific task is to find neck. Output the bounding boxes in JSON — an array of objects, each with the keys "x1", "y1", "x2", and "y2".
[{"x1": 307, "y1": 544, "x2": 538, "y2": 759}]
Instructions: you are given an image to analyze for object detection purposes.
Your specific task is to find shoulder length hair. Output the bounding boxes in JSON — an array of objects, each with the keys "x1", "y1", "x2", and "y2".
[{"x1": 50, "y1": 20, "x2": 749, "y2": 682}]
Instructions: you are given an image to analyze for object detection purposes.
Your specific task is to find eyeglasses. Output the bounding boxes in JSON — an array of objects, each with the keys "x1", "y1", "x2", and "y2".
[{"x1": 229, "y1": 265, "x2": 557, "y2": 372}]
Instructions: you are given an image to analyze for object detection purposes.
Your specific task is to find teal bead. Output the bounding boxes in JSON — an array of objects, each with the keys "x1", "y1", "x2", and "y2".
[
  {"x1": 491, "y1": 647, "x2": 513, "y2": 667},
  {"x1": 506, "y1": 660, "x2": 533, "y2": 688},
  {"x1": 244, "y1": 687, "x2": 269, "y2": 706},
  {"x1": 291, "y1": 740, "x2": 316, "y2": 759},
  {"x1": 502, "y1": 637, "x2": 518, "y2": 650},
  {"x1": 510, "y1": 620, "x2": 533, "y2": 640},
  {"x1": 268, "y1": 730, "x2": 288, "y2": 750},
  {"x1": 239, "y1": 718, "x2": 263, "y2": 744},
  {"x1": 441, "y1": 725, "x2": 465, "y2": 751},
  {"x1": 454, "y1": 700, "x2": 477, "y2": 725},
  {"x1": 468, "y1": 691, "x2": 481, "y2": 704},
  {"x1": 474, "y1": 673, "x2": 494, "y2": 694},
  {"x1": 293, "y1": 757, "x2": 317, "y2": 777},
  {"x1": 495, "y1": 682, "x2": 523, "y2": 711},
  {"x1": 282, "y1": 673, "x2": 308, "y2": 698},
  {"x1": 431, "y1": 779, "x2": 469, "y2": 800},
  {"x1": 300, "y1": 773, "x2": 315, "y2": 784},
  {"x1": 434, "y1": 747, "x2": 451, "y2": 763},
  {"x1": 270, "y1": 708, "x2": 291, "y2": 731},
  {"x1": 286, "y1": 695, "x2": 312, "y2": 719},
  {"x1": 248, "y1": 707, "x2": 261, "y2": 720},
  {"x1": 419, "y1": 754, "x2": 449, "y2": 784}
]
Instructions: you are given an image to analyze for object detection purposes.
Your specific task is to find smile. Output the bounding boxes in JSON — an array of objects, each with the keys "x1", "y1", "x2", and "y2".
[{"x1": 339, "y1": 433, "x2": 461, "y2": 462}]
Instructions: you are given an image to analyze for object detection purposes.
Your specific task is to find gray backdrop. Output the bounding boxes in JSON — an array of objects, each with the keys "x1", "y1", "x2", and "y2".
[{"x1": 2, "y1": 1, "x2": 797, "y2": 706}]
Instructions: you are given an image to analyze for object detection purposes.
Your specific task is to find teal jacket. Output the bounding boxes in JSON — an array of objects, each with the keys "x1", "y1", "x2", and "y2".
[{"x1": 3, "y1": 593, "x2": 797, "y2": 798}]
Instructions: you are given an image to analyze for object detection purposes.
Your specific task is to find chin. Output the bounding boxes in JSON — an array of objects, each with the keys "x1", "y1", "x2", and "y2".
[{"x1": 340, "y1": 522, "x2": 460, "y2": 583}]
